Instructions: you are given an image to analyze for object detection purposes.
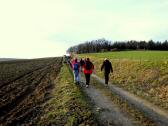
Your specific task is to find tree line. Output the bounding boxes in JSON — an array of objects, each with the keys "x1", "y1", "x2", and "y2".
[{"x1": 67, "y1": 38, "x2": 168, "y2": 54}]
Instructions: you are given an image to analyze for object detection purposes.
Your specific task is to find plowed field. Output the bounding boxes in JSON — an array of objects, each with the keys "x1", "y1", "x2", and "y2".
[{"x1": 0, "y1": 57, "x2": 62, "y2": 125}]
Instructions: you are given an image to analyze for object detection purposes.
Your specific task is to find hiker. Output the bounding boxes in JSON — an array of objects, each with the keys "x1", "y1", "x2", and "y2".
[
  {"x1": 101, "y1": 58, "x2": 113, "y2": 85},
  {"x1": 83, "y1": 58, "x2": 94, "y2": 88},
  {"x1": 72, "y1": 58, "x2": 80, "y2": 84},
  {"x1": 80, "y1": 58, "x2": 85, "y2": 71}
]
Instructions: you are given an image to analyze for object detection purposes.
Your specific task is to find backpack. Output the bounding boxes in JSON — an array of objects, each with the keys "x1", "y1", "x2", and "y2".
[
  {"x1": 80, "y1": 60, "x2": 85, "y2": 67},
  {"x1": 73, "y1": 63, "x2": 79, "y2": 70},
  {"x1": 85, "y1": 61, "x2": 92, "y2": 70}
]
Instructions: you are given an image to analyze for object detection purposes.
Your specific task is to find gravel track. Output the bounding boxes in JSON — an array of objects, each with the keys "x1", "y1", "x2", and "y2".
[
  {"x1": 92, "y1": 74, "x2": 168, "y2": 126},
  {"x1": 80, "y1": 77, "x2": 136, "y2": 126}
]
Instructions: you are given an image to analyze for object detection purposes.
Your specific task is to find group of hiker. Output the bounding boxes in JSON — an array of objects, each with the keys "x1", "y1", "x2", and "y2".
[{"x1": 69, "y1": 56, "x2": 113, "y2": 88}]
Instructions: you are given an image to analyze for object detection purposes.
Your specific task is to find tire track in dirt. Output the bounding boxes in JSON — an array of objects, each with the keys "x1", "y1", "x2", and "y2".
[
  {"x1": 0, "y1": 66, "x2": 49, "y2": 119},
  {"x1": 0, "y1": 66, "x2": 44, "y2": 89},
  {"x1": 4, "y1": 70, "x2": 51, "y2": 125},
  {"x1": 92, "y1": 74, "x2": 168, "y2": 126},
  {"x1": 0, "y1": 71, "x2": 37, "y2": 99},
  {"x1": 80, "y1": 77, "x2": 136, "y2": 126},
  {"x1": 0, "y1": 59, "x2": 63, "y2": 125},
  {"x1": 0, "y1": 59, "x2": 58, "y2": 89},
  {"x1": 0, "y1": 62, "x2": 56, "y2": 102}
]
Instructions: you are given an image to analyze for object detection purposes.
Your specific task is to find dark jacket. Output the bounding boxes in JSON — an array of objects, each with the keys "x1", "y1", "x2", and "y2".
[
  {"x1": 101, "y1": 60, "x2": 113, "y2": 74},
  {"x1": 80, "y1": 59, "x2": 85, "y2": 67}
]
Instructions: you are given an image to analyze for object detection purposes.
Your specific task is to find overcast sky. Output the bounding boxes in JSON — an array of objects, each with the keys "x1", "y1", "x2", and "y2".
[{"x1": 0, "y1": 0, "x2": 168, "y2": 58}]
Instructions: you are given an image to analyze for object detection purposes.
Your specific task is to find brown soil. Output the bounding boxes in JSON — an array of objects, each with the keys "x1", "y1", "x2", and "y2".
[{"x1": 0, "y1": 58, "x2": 62, "y2": 126}]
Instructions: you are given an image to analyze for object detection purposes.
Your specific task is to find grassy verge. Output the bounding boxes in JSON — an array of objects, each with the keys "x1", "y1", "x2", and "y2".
[
  {"x1": 90, "y1": 78, "x2": 157, "y2": 126},
  {"x1": 37, "y1": 64, "x2": 97, "y2": 126}
]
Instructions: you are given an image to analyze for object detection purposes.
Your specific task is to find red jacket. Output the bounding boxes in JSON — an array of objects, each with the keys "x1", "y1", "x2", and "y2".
[{"x1": 83, "y1": 61, "x2": 94, "y2": 74}]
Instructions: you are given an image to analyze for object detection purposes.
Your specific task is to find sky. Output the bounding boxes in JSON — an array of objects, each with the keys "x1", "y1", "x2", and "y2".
[{"x1": 0, "y1": 0, "x2": 168, "y2": 58}]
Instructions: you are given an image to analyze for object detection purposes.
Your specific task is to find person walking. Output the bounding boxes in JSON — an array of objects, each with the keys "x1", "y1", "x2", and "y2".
[
  {"x1": 101, "y1": 58, "x2": 113, "y2": 85},
  {"x1": 72, "y1": 58, "x2": 80, "y2": 84},
  {"x1": 83, "y1": 58, "x2": 94, "y2": 88},
  {"x1": 80, "y1": 58, "x2": 85, "y2": 72}
]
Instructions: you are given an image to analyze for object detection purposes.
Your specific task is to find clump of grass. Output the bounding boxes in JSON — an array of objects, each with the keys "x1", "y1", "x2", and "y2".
[{"x1": 37, "y1": 64, "x2": 97, "y2": 126}]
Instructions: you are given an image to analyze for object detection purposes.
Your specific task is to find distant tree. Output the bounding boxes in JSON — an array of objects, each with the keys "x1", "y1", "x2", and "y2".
[
  {"x1": 155, "y1": 41, "x2": 162, "y2": 50},
  {"x1": 162, "y1": 40, "x2": 168, "y2": 50},
  {"x1": 67, "y1": 39, "x2": 168, "y2": 54},
  {"x1": 139, "y1": 41, "x2": 147, "y2": 49},
  {"x1": 148, "y1": 40, "x2": 155, "y2": 50}
]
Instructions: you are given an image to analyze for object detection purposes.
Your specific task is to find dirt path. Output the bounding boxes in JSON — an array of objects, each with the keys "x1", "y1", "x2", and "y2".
[
  {"x1": 80, "y1": 77, "x2": 136, "y2": 126},
  {"x1": 92, "y1": 74, "x2": 168, "y2": 126}
]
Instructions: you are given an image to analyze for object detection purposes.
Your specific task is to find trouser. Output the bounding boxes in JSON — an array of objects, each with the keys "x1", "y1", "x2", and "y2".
[
  {"x1": 104, "y1": 72, "x2": 110, "y2": 84},
  {"x1": 74, "y1": 70, "x2": 80, "y2": 83},
  {"x1": 85, "y1": 74, "x2": 91, "y2": 85}
]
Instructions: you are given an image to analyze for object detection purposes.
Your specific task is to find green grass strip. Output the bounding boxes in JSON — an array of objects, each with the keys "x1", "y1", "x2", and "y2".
[{"x1": 37, "y1": 64, "x2": 97, "y2": 126}]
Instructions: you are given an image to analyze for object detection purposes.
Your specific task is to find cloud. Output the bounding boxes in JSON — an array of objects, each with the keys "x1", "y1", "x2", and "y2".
[
  {"x1": 0, "y1": 0, "x2": 168, "y2": 58},
  {"x1": 0, "y1": 39, "x2": 68, "y2": 58},
  {"x1": 0, "y1": 0, "x2": 72, "y2": 58}
]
